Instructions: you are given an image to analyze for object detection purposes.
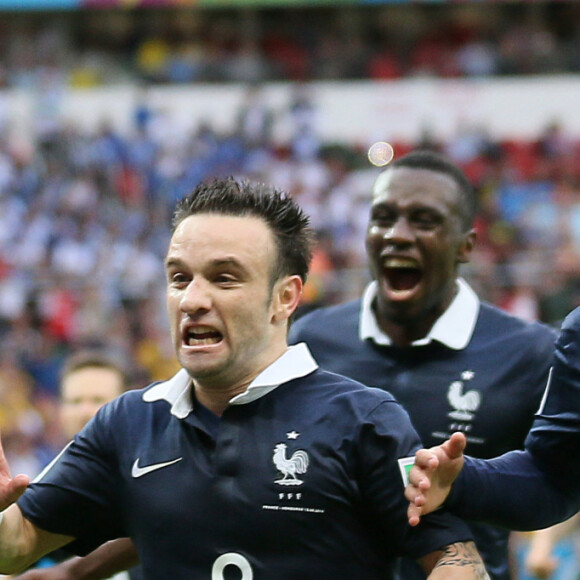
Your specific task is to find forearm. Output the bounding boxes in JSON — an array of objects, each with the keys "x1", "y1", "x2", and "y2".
[
  {"x1": 0, "y1": 506, "x2": 73, "y2": 574},
  {"x1": 423, "y1": 542, "x2": 489, "y2": 580},
  {"x1": 447, "y1": 452, "x2": 580, "y2": 530},
  {"x1": 60, "y1": 539, "x2": 139, "y2": 580}
]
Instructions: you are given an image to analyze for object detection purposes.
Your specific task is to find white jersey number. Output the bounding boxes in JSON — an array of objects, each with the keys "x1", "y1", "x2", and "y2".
[{"x1": 212, "y1": 553, "x2": 253, "y2": 579}]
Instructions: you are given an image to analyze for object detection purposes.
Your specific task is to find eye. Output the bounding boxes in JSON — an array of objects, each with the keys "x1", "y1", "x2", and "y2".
[
  {"x1": 370, "y1": 208, "x2": 396, "y2": 227},
  {"x1": 168, "y1": 271, "x2": 190, "y2": 288},
  {"x1": 214, "y1": 272, "x2": 239, "y2": 286},
  {"x1": 411, "y1": 211, "x2": 441, "y2": 229}
]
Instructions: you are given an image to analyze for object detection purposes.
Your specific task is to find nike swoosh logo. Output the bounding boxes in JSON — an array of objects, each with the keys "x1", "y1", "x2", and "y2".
[{"x1": 131, "y1": 457, "x2": 183, "y2": 478}]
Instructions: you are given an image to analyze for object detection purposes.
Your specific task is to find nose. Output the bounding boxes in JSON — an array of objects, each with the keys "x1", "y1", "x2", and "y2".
[
  {"x1": 179, "y1": 278, "x2": 212, "y2": 314},
  {"x1": 383, "y1": 216, "x2": 414, "y2": 247}
]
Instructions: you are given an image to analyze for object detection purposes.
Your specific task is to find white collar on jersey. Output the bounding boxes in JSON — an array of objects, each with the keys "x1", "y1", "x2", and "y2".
[
  {"x1": 359, "y1": 277, "x2": 480, "y2": 350},
  {"x1": 142, "y1": 343, "x2": 319, "y2": 418}
]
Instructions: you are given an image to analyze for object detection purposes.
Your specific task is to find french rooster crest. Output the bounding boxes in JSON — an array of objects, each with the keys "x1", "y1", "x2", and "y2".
[
  {"x1": 273, "y1": 443, "x2": 309, "y2": 486},
  {"x1": 447, "y1": 379, "x2": 481, "y2": 421}
]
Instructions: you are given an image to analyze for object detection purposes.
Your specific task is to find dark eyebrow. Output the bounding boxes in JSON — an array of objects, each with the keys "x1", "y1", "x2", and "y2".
[
  {"x1": 164, "y1": 256, "x2": 184, "y2": 269},
  {"x1": 164, "y1": 256, "x2": 248, "y2": 272},
  {"x1": 210, "y1": 258, "x2": 251, "y2": 278},
  {"x1": 211, "y1": 257, "x2": 244, "y2": 269}
]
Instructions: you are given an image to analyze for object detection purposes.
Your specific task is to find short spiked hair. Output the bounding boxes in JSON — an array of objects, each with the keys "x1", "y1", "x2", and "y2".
[{"x1": 172, "y1": 177, "x2": 315, "y2": 284}]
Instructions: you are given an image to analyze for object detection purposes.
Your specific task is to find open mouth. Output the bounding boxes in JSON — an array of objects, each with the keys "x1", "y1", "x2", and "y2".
[
  {"x1": 383, "y1": 258, "x2": 422, "y2": 293},
  {"x1": 183, "y1": 326, "x2": 223, "y2": 346}
]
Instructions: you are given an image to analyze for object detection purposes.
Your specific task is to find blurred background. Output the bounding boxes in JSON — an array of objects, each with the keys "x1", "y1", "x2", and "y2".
[{"x1": 0, "y1": 0, "x2": 579, "y2": 520}]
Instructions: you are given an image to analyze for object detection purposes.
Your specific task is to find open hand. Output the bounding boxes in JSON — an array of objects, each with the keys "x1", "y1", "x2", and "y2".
[
  {"x1": 405, "y1": 432, "x2": 467, "y2": 526},
  {"x1": 0, "y1": 434, "x2": 30, "y2": 512}
]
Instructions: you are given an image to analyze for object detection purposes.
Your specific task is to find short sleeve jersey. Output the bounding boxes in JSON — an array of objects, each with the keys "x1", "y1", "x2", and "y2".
[{"x1": 18, "y1": 345, "x2": 471, "y2": 580}]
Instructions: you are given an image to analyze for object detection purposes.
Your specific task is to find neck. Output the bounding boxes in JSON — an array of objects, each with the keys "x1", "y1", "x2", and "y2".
[
  {"x1": 375, "y1": 285, "x2": 458, "y2": 348},
  {"x1": 194, "y1": 384, "x2": 246, "y2": 416},
  {"x1": 379, "y1": 318, "x2": 436, "y2": 348}
]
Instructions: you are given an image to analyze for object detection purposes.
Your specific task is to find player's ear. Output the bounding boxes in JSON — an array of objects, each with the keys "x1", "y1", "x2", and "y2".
[
  {"x1": 457, "y1": 229, "x2": 476, "y2": 264},
  {"x1": 272, "y1": 275, "x2": 303, "y2": 323}
]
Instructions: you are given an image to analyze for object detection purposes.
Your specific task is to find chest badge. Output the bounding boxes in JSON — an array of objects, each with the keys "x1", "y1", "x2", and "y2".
[
  {"x1": 273, "y1": 443, "x2": 309, "y2": 486},
  {"x1": 447, "y1": 370, "x2": 481, "y2": 421}
]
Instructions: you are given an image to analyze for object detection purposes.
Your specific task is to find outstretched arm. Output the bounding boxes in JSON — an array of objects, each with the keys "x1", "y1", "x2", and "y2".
[
  {"x1": 0, "y1": 436, "x2": 74, "y2": 574},
  {"x1": 406, "y1": 433, "x2": 580, "y2": 530},
  {"x1": 407, "y1": 307, "x2": 580, "y2": 530},
  {"x1": 10, "y1": 539, "x2": 139, "y2": 580}
]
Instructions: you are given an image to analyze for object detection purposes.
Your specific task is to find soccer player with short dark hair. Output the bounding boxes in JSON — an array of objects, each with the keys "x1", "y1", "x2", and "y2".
[
  {"x1": 0, "y1": 178, "x2": 489, "y2": 579},
  {"x1": 289, "y1": 150, "x2": 556, "y2": 580}
]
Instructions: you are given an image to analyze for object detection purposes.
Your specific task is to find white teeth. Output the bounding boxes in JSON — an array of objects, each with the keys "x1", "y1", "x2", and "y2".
[
  {"x1": 185, "y1": 326, "x2": 221, "y2": 346},
  {"x1": 188, "y1": 337, "x2": 219, "y2": 346},
  {"x1": 383, "y1": 258, "x2": 418, "y2": 268},
  {"x1": 190, "y1": 326, "x2": 214, "y2": 335},
  {"x1": 391, "y1": 288, "x2": 414, "y2": 296}
]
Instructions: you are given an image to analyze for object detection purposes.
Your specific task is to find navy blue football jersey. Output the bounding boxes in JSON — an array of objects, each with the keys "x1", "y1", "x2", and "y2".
[
  {"x1": 527, "y1": 306, "x2": 580, "y2": 484},
  {"x1": 289, "y1": 294, "x2": 556, "y2": 580},
  {"x1": 18, "y1": 345, "x2": 472, "y2": 580}
]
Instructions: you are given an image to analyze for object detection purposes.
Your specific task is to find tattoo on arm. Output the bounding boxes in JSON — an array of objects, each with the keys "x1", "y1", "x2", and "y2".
[{"x1": 434, "y1": 542, "x2": 490, "y2": 579}]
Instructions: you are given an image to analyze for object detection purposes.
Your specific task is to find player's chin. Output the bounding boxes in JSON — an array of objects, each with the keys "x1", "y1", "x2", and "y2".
[
  {"x1": 382, "y1": 294, "x2": 425, "y2": 324},
  {"x1": 178, "y1": 348, "x2": 224, "y2": 374}
]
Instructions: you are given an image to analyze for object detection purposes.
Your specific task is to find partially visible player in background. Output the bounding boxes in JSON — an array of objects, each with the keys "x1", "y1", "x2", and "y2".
[
  {"x1": 9, "y1": 350, "x2": 142, "y2": 580},
  {"x1": 58, "y1": 351, "x2": 128, "y2": 443}
]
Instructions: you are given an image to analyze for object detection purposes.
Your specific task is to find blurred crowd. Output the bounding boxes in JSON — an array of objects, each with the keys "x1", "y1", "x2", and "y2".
[
  {"x1": 0, "y1": 2, "x2": 580, "y2": 88},
  {"x1": 1, "y1": 1, "x2": 580, "y2": 490},
  {"x1": 1, "y1": 80, "x2": 580, "y2": 477}
]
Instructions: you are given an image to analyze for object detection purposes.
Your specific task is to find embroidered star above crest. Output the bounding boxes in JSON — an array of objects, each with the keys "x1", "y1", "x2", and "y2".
[
  {"x1": 461, "y1": 370, "x2": 475, "y2": 381},
  {"x1": 286, "y1": 431, "x2": 300, "y2": 440}
]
